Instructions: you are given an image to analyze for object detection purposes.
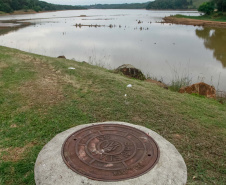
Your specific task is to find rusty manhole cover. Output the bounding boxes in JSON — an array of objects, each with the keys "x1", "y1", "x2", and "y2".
[{"x1": 62, "y1": 124, "x2": 160, "y2": 181}]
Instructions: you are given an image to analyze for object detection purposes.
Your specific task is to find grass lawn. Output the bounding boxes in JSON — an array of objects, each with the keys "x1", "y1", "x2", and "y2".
[
  {"x1": 0, "y1": 46, "x2": 226, "y2": 184},
  {"x1": 174, "y1": 13, "x2": 226, "y2": 22}
]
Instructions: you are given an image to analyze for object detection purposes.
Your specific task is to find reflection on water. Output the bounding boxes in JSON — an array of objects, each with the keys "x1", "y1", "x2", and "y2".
[
  {"x1": 196, "y1": 27, "x2": 226, "y2": 68},
  {"x1": 0, "y1": 23, "x2": 30, "y2": 36},
  {"x1": 0, "y1": 10, "x2": 226, "y2": 91}
]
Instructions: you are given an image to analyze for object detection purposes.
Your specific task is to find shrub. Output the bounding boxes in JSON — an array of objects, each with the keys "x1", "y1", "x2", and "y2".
[
  {"x1": 34, "y1": 6, "x2": 42, "y2": 12},
  {"x1": 0, "y1": 3, "x2": 13, "y2": 13},
  {"x1": 198, "y1": 2, "x2": 215, "y2": 15},
  {"x1": 169, "y1": 76, "x2": 191, "y2": 92},
  {"x1": 23, "y1": 5, "x2": 29, "y2": 12}
]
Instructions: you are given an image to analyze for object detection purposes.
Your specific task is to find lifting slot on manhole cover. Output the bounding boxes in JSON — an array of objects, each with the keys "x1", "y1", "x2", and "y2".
[{"x1": 61, "y1": 124, "x2": 160, "y2": 181}]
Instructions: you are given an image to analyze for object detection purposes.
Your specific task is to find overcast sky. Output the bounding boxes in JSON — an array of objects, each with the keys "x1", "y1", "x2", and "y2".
[{"x1": 42, "y1": 0, "x2": 150, "y2": 6}]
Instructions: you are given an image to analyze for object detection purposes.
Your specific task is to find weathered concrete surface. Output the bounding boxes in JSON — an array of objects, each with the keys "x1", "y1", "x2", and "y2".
[{"x1": 35, "y1": 122, "x2": 187, "y2": 185}]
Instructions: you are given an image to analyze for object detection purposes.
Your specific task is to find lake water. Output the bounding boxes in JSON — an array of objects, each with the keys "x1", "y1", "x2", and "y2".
[{"x1": 0, "y1": 9, "x2": 226, "y2": 91}]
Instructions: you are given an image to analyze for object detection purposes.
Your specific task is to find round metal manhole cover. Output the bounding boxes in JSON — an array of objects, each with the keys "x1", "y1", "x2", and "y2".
[{"x1": 62, "y1": 124, "x2": 160, "y2": 181}]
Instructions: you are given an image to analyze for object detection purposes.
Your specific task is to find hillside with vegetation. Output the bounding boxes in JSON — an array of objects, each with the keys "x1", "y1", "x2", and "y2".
[
  {"x1": 0, "y1": 46, "x2": 225, "y2": 184},
  {"x1": 86, "y1": 0, "x2": 215, "y2": 10},
  {"x1": 0, "y1": 0, "x2": 217, "y2": 12},
  {"x1": 188, "y1": 0, "x2": 210, "y2": 9},
  {"x1": 84, "y1": 0, "x2": 210, "y2": 10},
  {"x1": 146, "y1": 0, "x2": 210, "y2": 9},
  {"x1": 146, "y1": 0, "x2": 189, "y2": 9},
  {"x1": 165, "y1": 0, "x2": 226, "y2": 24},
  {"x1": 84, "y1": 2, "x2": 150, "y2": 9},
  {"x1": 215, "y1": 0, "x2": 226, "y2": 11},
  {"x1": 0, "y1": 0, "x2": 85, "y2": 13}
]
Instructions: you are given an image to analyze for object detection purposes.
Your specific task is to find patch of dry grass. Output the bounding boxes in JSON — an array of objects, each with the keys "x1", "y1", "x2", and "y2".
[{"x1": 1, "y1": 142, "x2": 35, "y2": 162}]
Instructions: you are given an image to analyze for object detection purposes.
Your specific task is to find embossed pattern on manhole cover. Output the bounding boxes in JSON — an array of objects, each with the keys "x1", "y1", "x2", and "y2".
[{"x1": 62, "y1": 124, "x2": 160, "y2": 181}]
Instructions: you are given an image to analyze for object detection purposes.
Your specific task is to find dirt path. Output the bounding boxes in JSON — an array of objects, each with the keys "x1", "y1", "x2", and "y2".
[{"x1": 163, "y1": 16, "x2": 226, "y2": 28}]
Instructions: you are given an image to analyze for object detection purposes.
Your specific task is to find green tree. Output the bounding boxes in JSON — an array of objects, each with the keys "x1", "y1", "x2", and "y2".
[
  {"x1": 198, "y1": 2, "x2": 215, "y2": 15},
  {"x1": 11, "y1": 0, "x2": 20, "y2": 10},
  {"x1": 0, "y1": 3, "x2": 13, "y2": 13},
  {"x1": 146, "y1": 0, "x2": 188, "y2": 10},
  {"x1": 23, "y1": 5, "x2": 29, "y2": 12},
  {"x1": 34, "y1": 5, "x2": 41, "y2": 12},
  {"x1": 0, "y1": 0, "x2": 86, "y2": 13},
  {"x1": 215, "y1": 0, "x2": 226, "y2": 11}
]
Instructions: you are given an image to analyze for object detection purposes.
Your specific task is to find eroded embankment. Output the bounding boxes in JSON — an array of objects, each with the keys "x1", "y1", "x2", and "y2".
[{"x1": 163, "y1": 16, "x2": 226, "y2": 28}]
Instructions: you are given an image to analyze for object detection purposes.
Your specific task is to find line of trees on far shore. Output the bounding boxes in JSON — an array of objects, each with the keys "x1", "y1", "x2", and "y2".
[
  {"x1": 0, "y1": 0, "x2": 225, "y2": 14},
  {"x1": 146, "y1": 0, "x2": 226, "y2": 12},
  {"x1": 0, "y1": 0, "x2": 86, "y2": 13},
  {"x1": 198, "y1": 0, "x2": 226, "y2": 14},
  {"x1": 146, "y1": 0, "x2": 190, "y2": 10}
]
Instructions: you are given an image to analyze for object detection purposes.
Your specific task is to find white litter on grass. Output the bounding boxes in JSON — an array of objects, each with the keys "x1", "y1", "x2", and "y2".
[
  {"x1": 68, "y1": 67, "x2": 75, "y2": 70},
  {"x1": 125, "y1": 94, "x2": 127, "y2": 97},
  {"x1": 127, "y1": 84, "x2": 132, "y2": 88}
]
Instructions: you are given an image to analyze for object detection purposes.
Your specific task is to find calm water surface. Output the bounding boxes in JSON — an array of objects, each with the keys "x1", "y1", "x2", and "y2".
[{"x1": 0, "y1": 9, "x2": 225, "y2": 91}]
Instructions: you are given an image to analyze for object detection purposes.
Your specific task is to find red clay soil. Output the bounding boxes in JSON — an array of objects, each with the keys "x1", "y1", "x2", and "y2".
[{"x1": 163, "y1": 16, "x2": 226, "y2": 28}]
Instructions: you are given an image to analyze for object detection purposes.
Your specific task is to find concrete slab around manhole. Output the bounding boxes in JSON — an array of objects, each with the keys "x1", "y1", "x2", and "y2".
[{"x1": 35, "y1": 122, "x2": 187, "y2": 185}]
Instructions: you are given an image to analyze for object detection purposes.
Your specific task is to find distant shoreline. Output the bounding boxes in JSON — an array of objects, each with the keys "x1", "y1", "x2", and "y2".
[
  {"x1": 163, "y1": 16, "x2": 226, "y2": 28},
  {"x1": 0, "y1": 9, "x2": 198, "y2": 17},
  {"x1": 0, "y1": 10, "x2": 87, "y2": 29},
  {"x1": 0, "y1": 10, "x2": 40, "y2": 16},
  {"x1": 147, "y1": 9, "x2": 197, "y2": 11},
  {"x1": 0, "y1": 9, "x2": 87, "y2": 17}
]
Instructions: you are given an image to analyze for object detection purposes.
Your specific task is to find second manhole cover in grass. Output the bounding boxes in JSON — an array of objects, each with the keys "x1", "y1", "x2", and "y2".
[{"x1": 62, "y1": 124, "x2": 160, "y2": 181}]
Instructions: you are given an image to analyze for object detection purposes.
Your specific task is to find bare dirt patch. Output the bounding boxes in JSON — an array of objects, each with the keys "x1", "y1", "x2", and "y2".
[
  {"x1": 20, "y1": 75, "x2": 64, "y2": 107},
  {"x1": 172, "y1": 133, "x2": 183, "y2": 140},
  {"x1": 1, "y1": 142, "x2": 35, "y2": 162},
  {"x1": 0, "y1": 62, "x2": 8, "y2": 69},
  {"x1": 16, "y1": 53, "x2": 34, "y2": 62},
  {"x1": 17, "y1": 55, "x2": 65, "y2": 109},
  {"x1": 163, "y1": 16, "x2": 226, "y2": 28},
  {"x1": 146, "y1": 78, "x2": 168, "y2": 89},
  {"x1": 10, "y1": 124, "x2": 18, "y2": 128},
  {"x1": 131, "y1": 115, "x2": 145, "y2": 122}
]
